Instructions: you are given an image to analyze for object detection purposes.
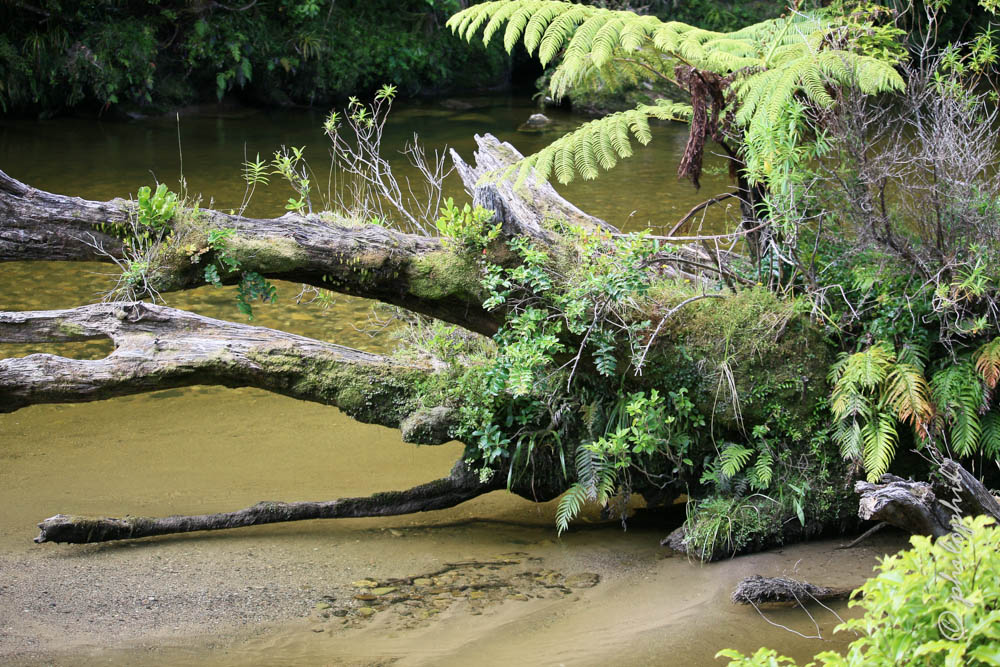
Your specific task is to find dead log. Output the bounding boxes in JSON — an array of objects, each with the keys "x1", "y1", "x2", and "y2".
[
  {"x1": 450, "y1": 133, "x2": 616, "y2": 239},
  {"x1": 34, "y1": 461, "x2": 500, "y2": 544},
  {"x1": 731, "y1": 575, "x2": 850, "y2": 606},
  {"x1": 0, "y1": 301, "x2": 452, "y2": 441},
  {"x1": 854, "y1": 459, "x2": 1000, "y2": 538}
]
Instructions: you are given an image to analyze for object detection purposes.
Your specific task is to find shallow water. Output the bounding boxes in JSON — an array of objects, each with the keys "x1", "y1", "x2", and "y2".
[{"x1": 0, "y1": 98, "x2": 889, "y2": 665}]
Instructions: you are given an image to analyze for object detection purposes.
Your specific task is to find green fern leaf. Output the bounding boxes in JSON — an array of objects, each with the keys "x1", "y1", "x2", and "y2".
[
  {"x1": 862, "y1": 411, "x2": 898, "y2": 482},
  {"x1": 556, "y1": 482, "x2": 588, "y2": 535},
  {"x1": 720, "y1": 443, "x2": 753, "y2": 478}
]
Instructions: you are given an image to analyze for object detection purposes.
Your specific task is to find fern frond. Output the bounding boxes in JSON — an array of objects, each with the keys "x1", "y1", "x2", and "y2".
[
  {"x1": 976, "y1": 337, "x2": 1000, "y2": 390},
  {"x1": 749, "y1": 450, "x2": 773, "y2": 491},
  {"x1": 449, "y1": 0, "x2": 905, "y2": 190},
  {"x1": 510, "y1": 100, "x2": 692, "y2": 186},
  {"x1": 556, "y1": 482, "x2": 588, "y2": 535},
  {"x1": 883, "y1": 362, "x2": 933, "y2": 431},
  {"x1": 862, "y1": 412, "x2": 898, "y2": 481},
  {"x1": 835, "y1": 418, "x2": 864, "y2": 461},
  {"x1": 720, "y1": 443, "x2": 753, "y2": 478},
  {"x1": 982, "y1": 412, "x2": 1000, "y2": 460},
  {"x1": 932, "y1": 361, "x2": 986, "y2": 456}
]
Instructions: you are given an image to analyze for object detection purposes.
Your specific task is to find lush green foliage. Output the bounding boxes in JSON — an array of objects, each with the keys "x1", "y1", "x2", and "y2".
[
  {"x1": 0, "y1": 0, "x2": 507, "y2": 114},
  {"x1": 718, "y1": 515, "x2": 1000, "y2": 666}
]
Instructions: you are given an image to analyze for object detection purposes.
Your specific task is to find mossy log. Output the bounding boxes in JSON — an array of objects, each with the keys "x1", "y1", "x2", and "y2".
[
  {"x1": 0, "y1": 170, "x2": 499, "y2": 334},
  {"x1": 854, "y1": 459, "x2": 1000, "y2": 538},
  {"x1": 34, "y1": 461, "x2": 500, "y2": 544}
]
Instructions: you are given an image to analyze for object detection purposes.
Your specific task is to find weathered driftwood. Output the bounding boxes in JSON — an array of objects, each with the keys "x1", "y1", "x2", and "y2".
[
  {"x1": 731, "y1": 575, "x2": 850, "y2": 606},
  {"x1": 854, "y1": 459, "x2": 1000, "y2": 538},
  {"x1": 450, "y1": 133, "x2": 616, "y2": 239},
  {"x1": 0, "y1": 301, "x2": 455, "y2": 441},
  {"x1": 34, "y1": 461, "x2": 500, "y2": 544}
]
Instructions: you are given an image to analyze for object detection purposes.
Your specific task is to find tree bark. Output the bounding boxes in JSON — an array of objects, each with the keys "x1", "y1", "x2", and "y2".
[
  {"x1": 0, "y1": 301, "x2": 454, "y2": 442},
  {"x1": 854, "y1": 459, "x2": 1000, "y2": 538},
  {"x1": 34, "y1": 461, "x2": 500, "y2": 544}
]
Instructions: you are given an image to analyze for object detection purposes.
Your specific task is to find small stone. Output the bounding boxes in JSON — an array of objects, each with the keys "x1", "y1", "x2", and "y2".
[
  {"x1": 311, "y1": 628, "x2": 325, "y2": 633},
  {"x1": 371, "y1": 587, "x2": 397, "y2": 596},
  {"x1": 314, "y1": 602, "x2": 331, "y2": 610},
  {"x1": 357, "y1": 607, "x2": 377, "y2": 617},
  {"x1": 332, "y1": 609, "x2": 348, "y2": 617},
  {"x1": 564, "y1": 573, "x2": 601, "y2": 589},
  {"x1": 524, "y1": 113, "x2": 551, "y2": 127},
  {"x1": 510, "y1": 594, "x2": 528, "y2": 601},
  {"x1": 412, "y1": 578, "x2": 433, "y2": 586},
  {"x1": 468, "y1": 591, "x2": 486, "y2": 600},
  {"x1": 388, "y1": 529, "x2": 403, "y2": 537},
  {"x1": 352, "y1": 579, "x2": 378, "y2": 588}
]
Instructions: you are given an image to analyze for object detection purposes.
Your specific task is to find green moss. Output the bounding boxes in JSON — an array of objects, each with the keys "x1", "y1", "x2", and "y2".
[
  {"x1": 646, "y1": 285, "x2": 834, "y2": 432},
  {"x1": 244, "y1": 347, "x2": 426, "y2": 428},
  {"x1": 56, "y1": 322, "x2": 88, "y2": 338},
  {"x1": 409, "y1": 251, "x2": 480, "y2": 302},
  {"x1": 224, "y1": 236, "x2": 307, "y2": 275}
]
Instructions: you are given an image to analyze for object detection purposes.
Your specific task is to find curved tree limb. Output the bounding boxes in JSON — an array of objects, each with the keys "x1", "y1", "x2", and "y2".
[
  {"x1": 34, "y1": 460, "x2": 501, "y2": 544},
  {"x1": 0, "y1": 301, "x2": 453, "y2": 443}
]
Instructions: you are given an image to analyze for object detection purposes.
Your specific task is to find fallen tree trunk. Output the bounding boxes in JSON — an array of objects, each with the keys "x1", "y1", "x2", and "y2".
[
  {"x1": 854, "y1": 459, "x2": 1000, "y2": 538},
  {"x1": 1, "y1": 136, "x2": 622, "y2": 337},
  {"x1": 34, "y1": 461, "x2": 500, "y2": 544},
  {"x1": 0, "y1": 167, "x2": 499, "y2": 335},
  {"x1": 0, "y1": 301, "x2": 454, "y2": 442}
]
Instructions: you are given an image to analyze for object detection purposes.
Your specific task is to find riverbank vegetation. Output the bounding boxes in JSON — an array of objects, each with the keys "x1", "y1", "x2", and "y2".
[{"x1": 1, "y1": 0, "x2": 997, "y2": 548}]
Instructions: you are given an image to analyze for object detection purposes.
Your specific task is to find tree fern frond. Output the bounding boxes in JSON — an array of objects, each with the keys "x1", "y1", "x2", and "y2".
[
  {"x1": 449, "y1": 0, "x2": 905, "y2": 191},
  {"x1": 509, "y1": 101, "x2": 691, "y2": 186}
]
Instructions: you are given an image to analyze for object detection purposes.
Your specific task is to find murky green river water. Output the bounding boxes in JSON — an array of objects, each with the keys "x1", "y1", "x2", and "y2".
[{"x1": 0, "y1": 98, "x2": 892, "y2": 665}]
